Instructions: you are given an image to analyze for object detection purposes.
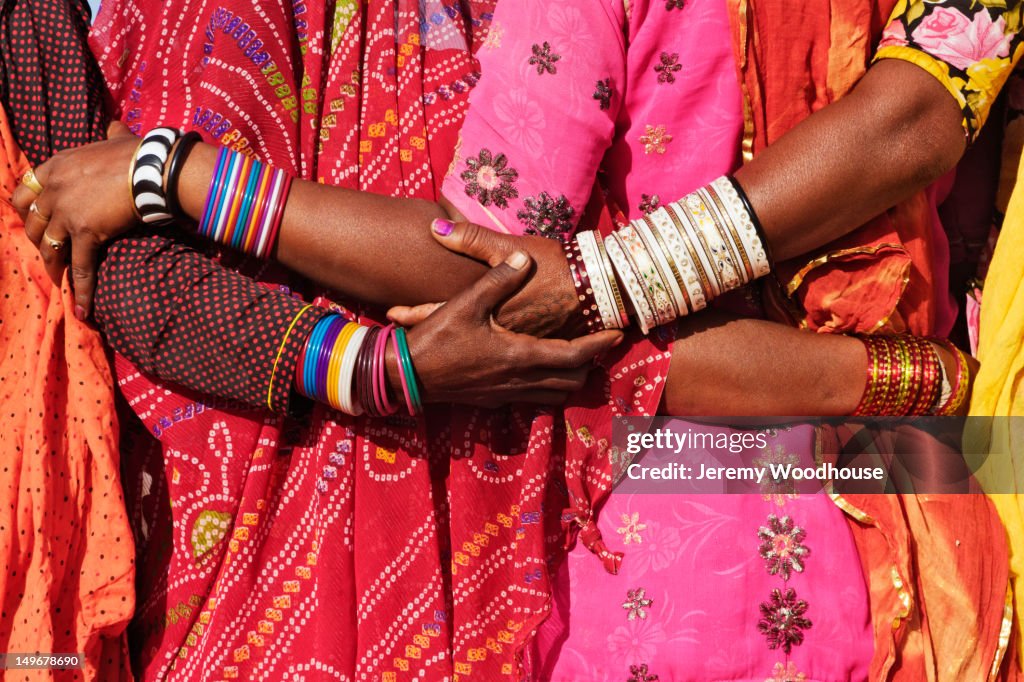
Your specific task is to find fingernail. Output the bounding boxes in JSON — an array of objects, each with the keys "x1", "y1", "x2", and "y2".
[
  {"x1": 611, "y1": 334, "x2": 624, "y2": 347},
  {"x1": 74, "y1": 305, "x2": 86, "y2": 322},
  {"x1": 432, "y1": 219, "x2": 454, "y2": 236},
  {"x1": 505, "y1": 251, "x2": 528, "y2": 270}
]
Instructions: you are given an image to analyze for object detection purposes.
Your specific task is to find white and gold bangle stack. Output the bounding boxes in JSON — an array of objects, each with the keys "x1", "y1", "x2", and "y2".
[{"x1": 569, "y1": 175, "x2": 771, "y2": 335}]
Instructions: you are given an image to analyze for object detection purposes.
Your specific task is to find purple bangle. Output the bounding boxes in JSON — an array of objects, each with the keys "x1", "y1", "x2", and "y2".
[
  {"x1": 316, "y1": 317, "x2": 343, "y2": 401},
  {"x1": 210, "y1": 150, "x2": 242, "y2": 243},
  {"x1": 199, "y1": 147, "x2": 229, "y2": 237}
]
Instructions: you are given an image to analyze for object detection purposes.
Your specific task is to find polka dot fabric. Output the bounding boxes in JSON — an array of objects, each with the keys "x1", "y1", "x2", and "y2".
[
  {"x1": 94, "y1": 229, "x2": 328, "y2": 415},
  {"x1": 0, "y1": 109, "x2": 133, "y2": 678},
  {"x1": 0, "y1": 0, "x2": 107, "y2": 166}
]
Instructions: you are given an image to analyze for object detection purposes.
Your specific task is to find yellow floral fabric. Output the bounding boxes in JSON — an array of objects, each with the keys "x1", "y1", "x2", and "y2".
[{"x1": 874, "y1": 0, "x2": 1024, "y2": 141}]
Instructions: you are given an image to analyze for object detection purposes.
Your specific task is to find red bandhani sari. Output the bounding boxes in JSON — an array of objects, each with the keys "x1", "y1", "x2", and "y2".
[{"x1": 90, "y1": 1, "x2": 668, "y2": 679}]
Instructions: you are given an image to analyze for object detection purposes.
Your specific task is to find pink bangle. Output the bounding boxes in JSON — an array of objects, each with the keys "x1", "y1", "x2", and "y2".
[
  {"x1": 391, "y1": 327, "x2": 415, "y2": 416},
  {"x1": 374, "y1": 324, "x2": 395, "y2": 415},
  {"x1": 263, "y1": 173, "x2": 293, "y2": 258}
]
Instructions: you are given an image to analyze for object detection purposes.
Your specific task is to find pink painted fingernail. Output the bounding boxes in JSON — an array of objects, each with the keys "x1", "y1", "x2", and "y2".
[
  {"x1": 432, "y1": 219, "x2": 454, "y2": 236},
  {"x1": 74, "y1": 305, "x2": 86, "y2": 321}
]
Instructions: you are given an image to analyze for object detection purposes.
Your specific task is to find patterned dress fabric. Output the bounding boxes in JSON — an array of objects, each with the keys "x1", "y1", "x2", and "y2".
[
  {"x1": 0, "y1": 0, "x2": 106, "y2": 166},
  {"x1": 81, "y1": 0, "x2": 1024, "y2": 679},
  {"x1": 0, "y1": 104, "x2": 134, "y2": 679},
  {"x1": 443, "y1": 2, "x2": 872, "y2": 679},
  {"x1": 90, "y1": 0, "x2": 669, "y2": 679}
]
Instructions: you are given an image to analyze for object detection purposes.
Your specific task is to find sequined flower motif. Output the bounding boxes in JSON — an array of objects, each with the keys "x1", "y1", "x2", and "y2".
[
  {"x1": 757, "y1": 515, "x2": 809, "y2": 580},
  {"x1": 461, "y1": 149, "x2": 519, "y2": 208},
  {"x1": 753, "y1": 444, "x2": 800, "y2": 506},
  {"x1": 639, "y1": 194, "x2": 661, "y2": 214},
  {"x1": 758, "y1": 588, "x2": 811, "y2": 654},
  {"x1": 767, "y1": 661, "x2": 807, "y2": 682},
  {"x1": 483, "y1": 22, "x2": 504, "y2": 50},
  {"x1": 665, "y1": 0, "x2": 686, "y2": 8},
  {"x1": 617, "y1": 512, "x2": 648, "y2": 545},
  {"x1": 628, "y1": 664, "x2": 660, "y2": 682},
  {"x1": 639, "y1": 125, "x2": 672, "y2": 155},
  {"x1": 594, "y1": 78, "x2": 613, "y2": 110},
  {"x1": 529, "y1": 42, "x2": 561, "y2": 75},
  {"x1": 622, "y1": 587, "x2": 653, "y2": 620},
  {"x1": 517, "y1": 192, "x2": 575, "y2": 241},
  {"x1": 655, "y1": 52, "x2": 682, "y2": 84}
]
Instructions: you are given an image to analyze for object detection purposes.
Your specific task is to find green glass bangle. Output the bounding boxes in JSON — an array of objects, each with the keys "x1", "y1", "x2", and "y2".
[{"x1": 395, "y1": 328, "x2": 423, "y2": 414}]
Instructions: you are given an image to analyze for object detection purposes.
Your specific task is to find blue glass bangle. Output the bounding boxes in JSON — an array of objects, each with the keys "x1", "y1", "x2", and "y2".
[
  {"x1": 198, "y1": 148, "x2": 229, "y2": 238},
  {"x1": 303, "y1": 316, "x2": 332, "y2": 399},
  {"x1": 211, "y1": 150, "x2": 241, "y2": 244}
]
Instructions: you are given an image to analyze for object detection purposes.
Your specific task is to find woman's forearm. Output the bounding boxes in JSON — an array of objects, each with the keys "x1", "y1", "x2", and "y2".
[
  {"x1": 177, "y1": 144, "x2": 487, "y2": 307},
  {"x1": 735, "y1": 59, "x2": 965, "y2": 262},
  {"x1": 661, "y1": 309, "x2": 969, "y2": 416},
  {"x1": 660, "y1": 312, "x2": 867, "y2": 416}
]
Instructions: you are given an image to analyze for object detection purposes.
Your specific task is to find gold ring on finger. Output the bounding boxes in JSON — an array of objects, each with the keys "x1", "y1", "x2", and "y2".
[
  {"x1": 29, "y1": 200, "x2": 50, "y2": 222},
  {"x1": 42, "y1": 232, "x2": 66, "y2": 252},
  {"x1": 21, "y1": 168, "x2": 43, "y2": 194}
]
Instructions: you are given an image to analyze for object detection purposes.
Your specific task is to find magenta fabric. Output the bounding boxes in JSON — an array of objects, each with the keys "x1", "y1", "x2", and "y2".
[{"x1": 442, "y1": 1, "x2": 873, "y2": 679}]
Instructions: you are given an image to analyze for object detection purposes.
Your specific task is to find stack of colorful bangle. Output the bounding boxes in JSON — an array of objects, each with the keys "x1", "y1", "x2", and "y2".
[
  {"x1": 568, "y1": 175, "x2": 771, "y2": 334},
  {"x1": 294, "y1": 316, "x2": 423, "y2": 417},
  {"x1": 197, "y1": 146, "x2": 293, "y2": 259},
  {"x1": 852, "y1": 335, "x2": 970, "y2": 416}
]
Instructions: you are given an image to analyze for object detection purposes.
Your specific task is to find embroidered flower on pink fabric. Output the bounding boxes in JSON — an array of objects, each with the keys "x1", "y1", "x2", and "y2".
[
  {"x1": 639, "y1": 124, "x2": 673, "y2": 154},
  {"x1": 622, "y1": 587, "x2": 653, "y2": 621},
  {"x1": 518, "y1": 192, "x2": 575, "y2": 240},
  {"x1": 639, "y1": 194, "x2": 661, "y2": 214},
  {"x1": 757, "y1": 514, "x2": 809, "y2": 580},
  {"x1": 629, "y1": 663, "x2": 660, "y2": 682},
  {"x1": 757, "y1": 587, "x2": 812, "y2": 654},
  {"x1": 617, "y1": 512, "x2": 648, "y2": 545},
  {"x1": 492, "y1": 89, "x2": 546, "y2": 156},
  {"x1": 766, "y1": 661, "x2": 807, "y2": 682},
  {"x1": 909, "y1": 8, "x2": 1012, "y2": 71},
  {"x1": 753, "y1": 445, "x2": 799, "y2": 506},
  {"x1": 606, "y1": 619, "x2": 667, "y2": 663},
  {"x1": 528, "y1": 42, "x2": 561, "y2": 75},
  {"x1": 482, "y1": 21, "x2": 503, "y2": 50},
  {"x1": 461, "y1": 149, "x2": 519, "y2": 208}
]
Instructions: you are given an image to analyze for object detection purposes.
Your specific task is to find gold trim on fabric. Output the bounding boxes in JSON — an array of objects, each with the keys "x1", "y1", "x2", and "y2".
[
  {"x1": 734, "y1": 0, "x2": 755, "y2": 163},
  {"x1": 816, "y1": 427, "x2": 876, "y2": 524},
  {"x1": 784, "y1": 242, "x2": 907, "y2": 296},
  {"x1": 989, "y1": 581, "x2": 1014, "y2": 681},
  {"x1": 827, "y1": 492, "x2": 875, "y2": 524},
  {"x1": 890, "y1": 564, "x2": 912, "y2": 621}
]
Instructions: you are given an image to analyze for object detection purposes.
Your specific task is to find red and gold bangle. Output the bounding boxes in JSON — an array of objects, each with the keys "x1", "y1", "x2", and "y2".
[{"x1": 564, "y1": 238, "x2": 603, "y2": 332}]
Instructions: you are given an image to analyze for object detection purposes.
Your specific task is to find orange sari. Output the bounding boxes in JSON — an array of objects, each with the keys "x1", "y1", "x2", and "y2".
[{"x1": 0, "y1": 107, "x2": 134, "y2": 679}]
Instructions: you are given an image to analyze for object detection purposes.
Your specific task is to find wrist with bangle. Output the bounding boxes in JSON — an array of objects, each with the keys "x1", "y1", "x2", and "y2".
[
  {"x1": 292, "y1": 316, "x2": 424, "y2": 418},
  {"x1": 566, "y1": 175, "x2": 772, "y2": 335},
  {"x1": 851, "y1": 334, "x2": 970, "y2": 416},
  {"x1": 131, "y1": 126, "x2": 293, "y2": 259}
]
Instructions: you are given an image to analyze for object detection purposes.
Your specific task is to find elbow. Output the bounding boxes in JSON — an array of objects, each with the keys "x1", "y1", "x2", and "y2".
[{"x1": 865, "y1": 59, "x2": 968, "y2": 191}]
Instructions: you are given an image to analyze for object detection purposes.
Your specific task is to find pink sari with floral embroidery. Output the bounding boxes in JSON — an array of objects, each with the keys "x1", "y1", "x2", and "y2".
[{"x1": 441, "y1": 1, "x2": 873, "y2": 679}]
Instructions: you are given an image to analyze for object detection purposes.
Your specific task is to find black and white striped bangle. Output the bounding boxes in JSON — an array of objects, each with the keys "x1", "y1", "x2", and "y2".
[{"x1": 130, "y1": 127, "x2": 182, "y2": 224}]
